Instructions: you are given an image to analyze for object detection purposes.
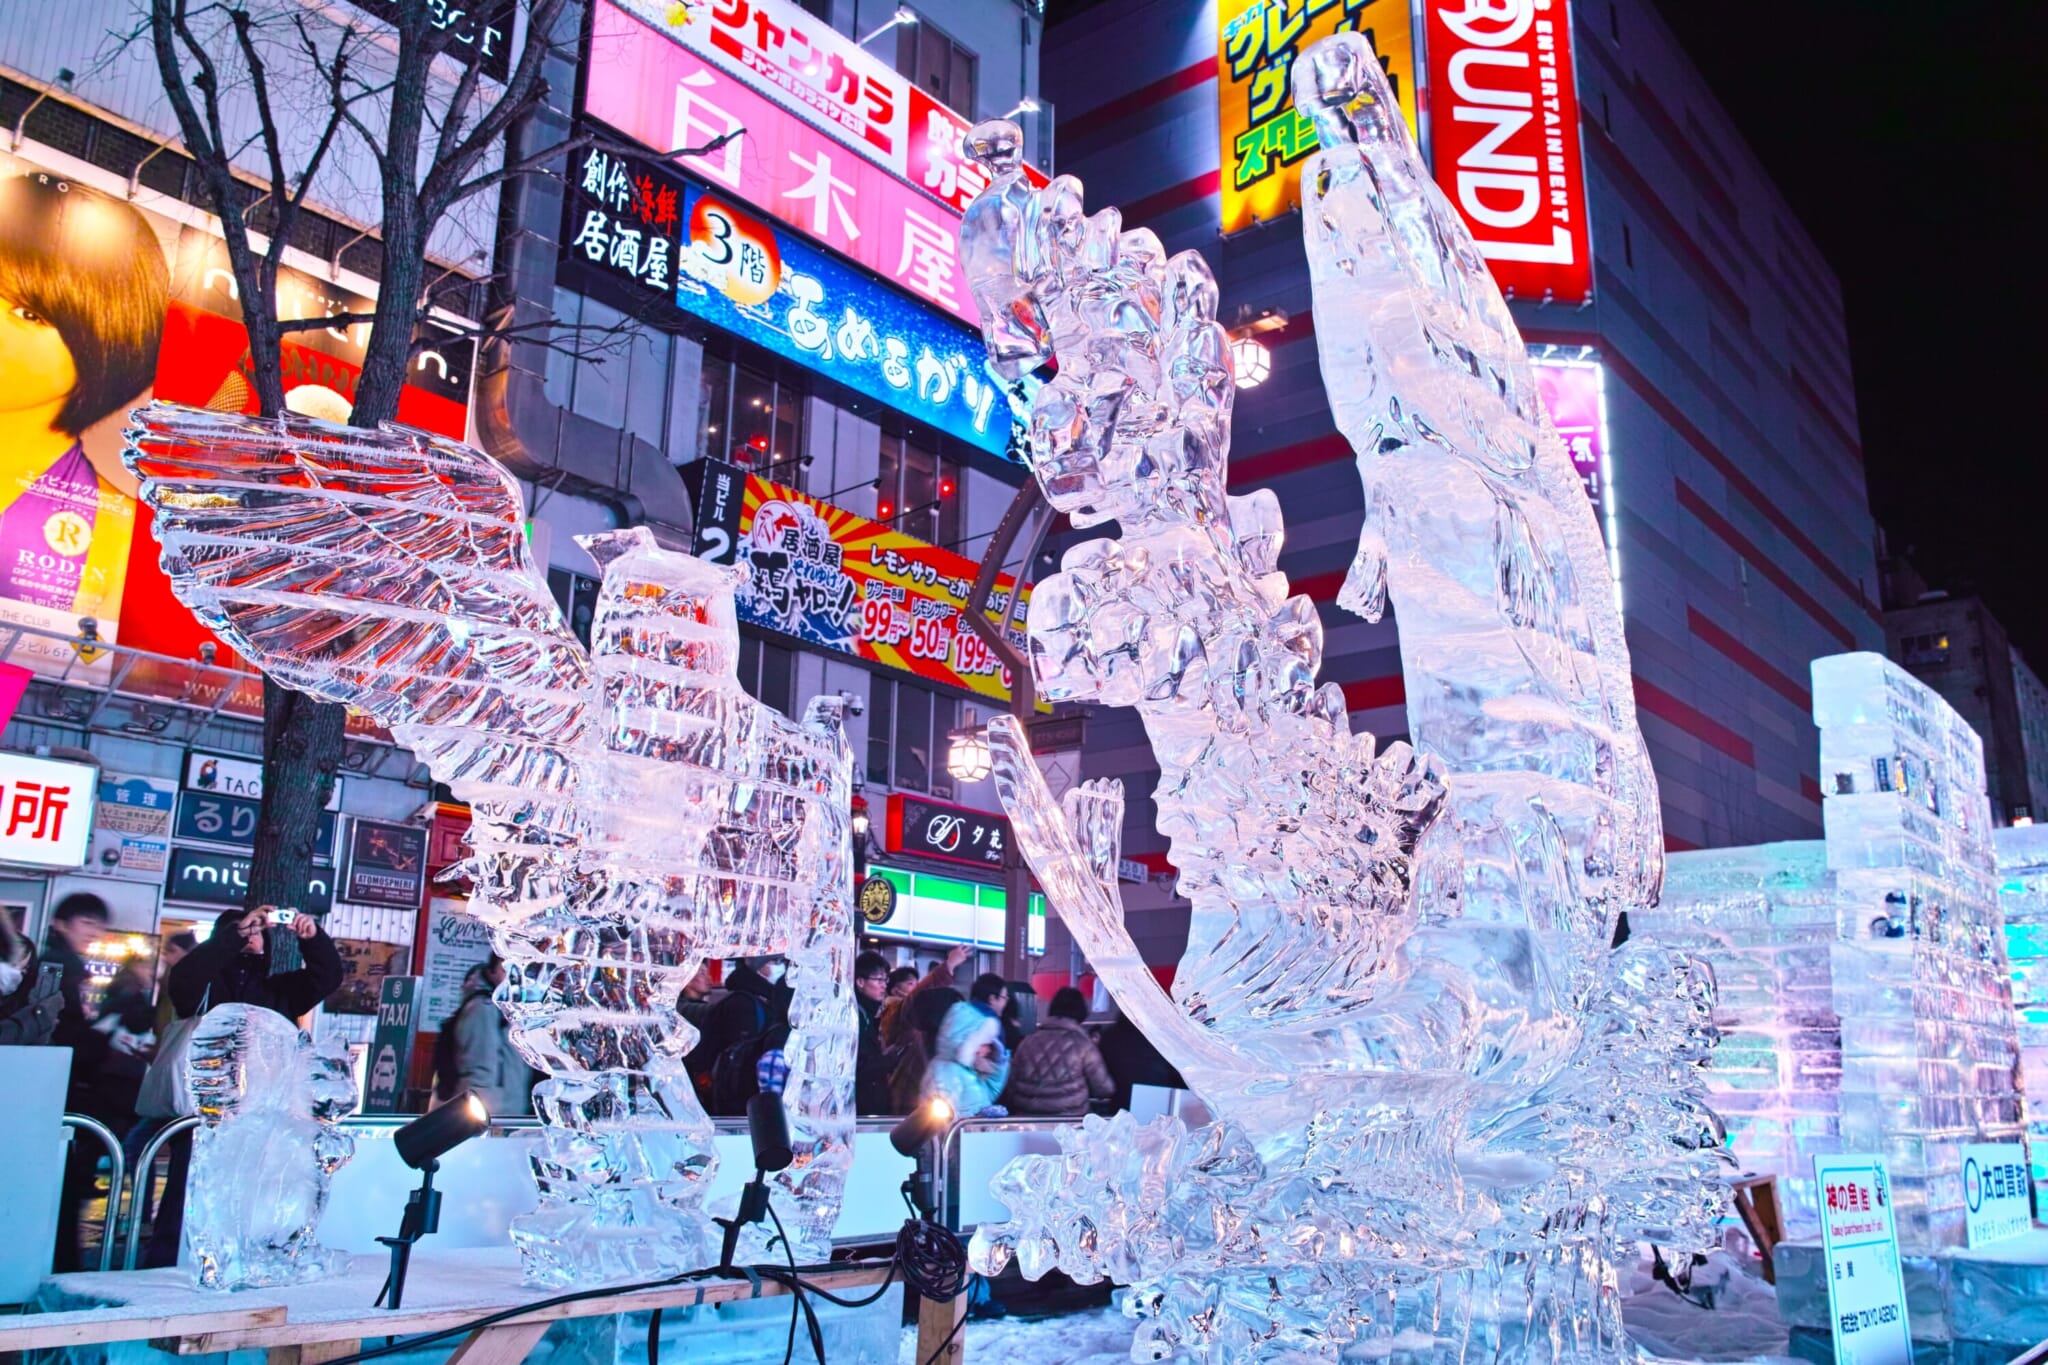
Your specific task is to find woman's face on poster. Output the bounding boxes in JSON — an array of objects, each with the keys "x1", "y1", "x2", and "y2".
[{"x1": 0, "y1": 295, "x2": 77, "y2": 418}]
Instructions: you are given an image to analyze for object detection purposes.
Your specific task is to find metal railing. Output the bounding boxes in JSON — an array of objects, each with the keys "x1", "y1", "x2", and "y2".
[
  {"x1": 934, "y1": 1115, "x2": 1074, "y2": 1231},
  {"x1": 113, "y1": 1111, "x2": 940, "y2": 1270},
  {"x1": 60, "y1": 1115, "x2": 126, "y2": 1274}
]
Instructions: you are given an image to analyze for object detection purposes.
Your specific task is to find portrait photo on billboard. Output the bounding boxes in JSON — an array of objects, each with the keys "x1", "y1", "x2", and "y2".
[{"x1": 0, "y1": 153, "x2": 474, "y2": 684}]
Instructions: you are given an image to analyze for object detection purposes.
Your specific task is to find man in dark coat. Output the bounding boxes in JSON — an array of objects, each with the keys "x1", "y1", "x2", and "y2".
[
  {"x1": 44, "y1": 892, "x2": 110, "y2": 1272},
  {"x1": 851, "y1": 951, "x2": 892, "y2": 1114},
  {"x1": 698, "y1": 956, "x2": 789, "y2": 1114}
]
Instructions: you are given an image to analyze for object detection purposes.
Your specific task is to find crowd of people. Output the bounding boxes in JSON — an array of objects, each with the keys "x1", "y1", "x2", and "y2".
[
  {"x1": 683, "y1": 943, "x2": 1185, "y2": 1121},
  {"x1": 0, "y1": 896, "x2": 1183, "y2": 1270}
]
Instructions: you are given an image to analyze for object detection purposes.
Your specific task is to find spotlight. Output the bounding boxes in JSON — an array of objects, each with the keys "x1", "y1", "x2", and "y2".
[
  {"x1": 893, "y1": 1097, "x2": 954, "y2": 1220},
  {"x1": 376, "y1": 1093, "x2": 489, "y2": 1310},
  {"x1": 891, "y1": 1096, "x2": 953, "y2": 1156},
  {"x1": 718, "y1": 1092, "x2": 794, "y2": 1271}
]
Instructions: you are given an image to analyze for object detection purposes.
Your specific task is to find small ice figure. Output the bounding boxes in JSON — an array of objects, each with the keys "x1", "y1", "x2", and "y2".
[{"x1": 180, "y1": 1003, "x2": 356, "y2": 1290}]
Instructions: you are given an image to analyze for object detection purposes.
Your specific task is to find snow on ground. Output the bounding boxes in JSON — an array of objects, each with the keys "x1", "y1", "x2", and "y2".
[{"x1": 898, "y1": 1254, "x2": 1792, "y2": 1364}]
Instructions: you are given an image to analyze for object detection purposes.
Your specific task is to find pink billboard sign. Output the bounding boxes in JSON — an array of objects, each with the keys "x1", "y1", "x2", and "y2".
[
  {"x1": 587, "y1": 0, "x2": 979, "y2": 325},
  {"x1": 1534, "y1": 359, "x2": 1607, "y2": 517}
]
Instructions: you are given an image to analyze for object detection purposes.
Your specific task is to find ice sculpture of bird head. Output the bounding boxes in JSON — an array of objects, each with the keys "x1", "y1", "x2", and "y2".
[{"x1": 122, "y1": 408, "x2": 858, "y2": 1285}]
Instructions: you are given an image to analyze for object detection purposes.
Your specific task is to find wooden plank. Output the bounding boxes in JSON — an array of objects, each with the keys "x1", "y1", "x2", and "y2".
[
  {"x1": 266, "y1": 1342, "x2": 362, "y2": 1365},
  {"x1": 915, "y1": 1290, "x2": 968, "y2": 1365},
  {"x1": 0, "y1": 1304, "x2": 285, "y2": 1351},
  {"x1": 443, "y1": 1320, "x2": 552, "y2": 1365},
  {"x1": 166, "y1": 1263, "x2": 894, "y2": 1352}
]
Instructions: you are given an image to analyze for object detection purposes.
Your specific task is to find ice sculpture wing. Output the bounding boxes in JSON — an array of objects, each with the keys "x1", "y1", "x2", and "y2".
[{"x1": 123, "y1": 405, "x2": 590, "y2": 779}]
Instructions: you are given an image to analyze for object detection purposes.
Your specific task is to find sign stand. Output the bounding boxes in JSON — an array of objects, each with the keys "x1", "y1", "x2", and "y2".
[{"x1": 1813, "y1": 1154, "x2": 1912, "y2": 1365}]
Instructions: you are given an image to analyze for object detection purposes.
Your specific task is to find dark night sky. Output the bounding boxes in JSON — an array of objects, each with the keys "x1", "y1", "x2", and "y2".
[{"x1": 1648, "y1": 2, "x2": 2048, "y2": 662}]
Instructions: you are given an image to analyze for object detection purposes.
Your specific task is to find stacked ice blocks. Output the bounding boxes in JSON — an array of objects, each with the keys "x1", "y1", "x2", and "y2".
[
  {"x1": 1638, "y1": 652, "x2": 2026, "y2": 1252},
  {"x1": 1993, "y1": 822, "x2": 2048, "y2": 1204}
]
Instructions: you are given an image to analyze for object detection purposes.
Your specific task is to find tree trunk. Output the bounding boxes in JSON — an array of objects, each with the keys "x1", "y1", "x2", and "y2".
[{"x1": 245, "y1": 681, "x2": 347, "y2": 915}]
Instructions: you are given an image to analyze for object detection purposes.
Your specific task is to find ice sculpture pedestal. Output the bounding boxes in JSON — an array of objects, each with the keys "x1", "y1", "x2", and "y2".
[{"x1": 1775, "y1": 1229, "x2": 2048, "y2": 1365}]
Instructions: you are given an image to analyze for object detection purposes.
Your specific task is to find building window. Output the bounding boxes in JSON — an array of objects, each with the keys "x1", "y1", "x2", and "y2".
[
  {"x1": 877, "y1": 430, "x2": 964, "y2": 548},
  {"x1": 544, "y1": 290, "x2": 675, "y2": 449},
  {"x1": 898, "y1": 12, "x2": 977, "y2": 115},
  {"x1": 1901, "y1": 632, "x2": 1951, "y2": 667},
  {"x1": 679, "y1": 347, "x2": 809, "y2": 488},
  {"x1": 866, "y1": 676, "x2": 955, "y2": 798},
  {"x1": 735, "y1": 634, "x2": 796, "y2": 713}
]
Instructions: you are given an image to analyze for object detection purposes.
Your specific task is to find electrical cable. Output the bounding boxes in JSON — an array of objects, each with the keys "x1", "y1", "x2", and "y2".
[
  {"x1": 646, "y1": 1305, "x2": 663, "y2": 1365},
  {"x1": 308, "y1": 1214, "x2": 970, "y2": 1365}
]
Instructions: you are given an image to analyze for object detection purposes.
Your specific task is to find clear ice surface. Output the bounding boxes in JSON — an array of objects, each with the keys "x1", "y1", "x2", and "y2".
[
  {"x1": 1638, "y1": 652, "x2": 2025, "y2": 1252},
  {"x1": 124, "y1": 408, "x2": 857, "y2": 1286},
  {"x1": 180, "y1": 1003, "x2": 357, "y2": 1289},
  {"x1": 956, "y1": 32, "x2": 1728, "y2": 1364}
]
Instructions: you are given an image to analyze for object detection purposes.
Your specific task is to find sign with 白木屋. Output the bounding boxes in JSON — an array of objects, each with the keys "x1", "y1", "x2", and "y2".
[{"x1": 1813, "y1": 1154, "x2": 1911, "y2": 1365}]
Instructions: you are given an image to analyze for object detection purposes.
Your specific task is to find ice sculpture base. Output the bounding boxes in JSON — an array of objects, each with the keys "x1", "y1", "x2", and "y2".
[
  {"x1": 1775, "y1": 1230, "x2": 2048, "y2": 1365},
  {"x1": 509, "y1": 1208, "x2": 713, "y2": 1290}
]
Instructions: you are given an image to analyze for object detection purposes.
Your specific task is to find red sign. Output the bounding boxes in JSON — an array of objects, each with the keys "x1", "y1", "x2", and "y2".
[{"x1": 1424, "y1": 0, "x2": 1593, "y2": 303}]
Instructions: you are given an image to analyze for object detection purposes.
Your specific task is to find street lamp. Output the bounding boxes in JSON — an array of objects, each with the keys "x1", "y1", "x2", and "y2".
[
  {"x1": 946, "y1": 727, "x2": 991, "y2": 783},
  {"x1": 1226, "y1": 305, "x2": 1289, "y2": 389},
  {"x1": 859, "y1": 5, "x2": 917, "y2": 48}
]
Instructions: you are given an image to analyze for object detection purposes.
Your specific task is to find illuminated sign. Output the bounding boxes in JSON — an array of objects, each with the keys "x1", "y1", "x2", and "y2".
[
  {"x1": 884, "y1": 793, "x2": 1010, "y2": 870},
  {"x1": 342, "y1": 819, "x2": 430, "y2": 909},
  {"x1": 163, "y1": 846, "x2": 334, "y2": 913},
  {"x1": 864, "y1": 864, "x2": 1046, "y2": 954},
  {"x1": 172, "y1": 790, "x2": 337, "y2": 861},
  {"x1": 0, "y1": 751, "x2": 96, "y2": 868},
  {"x1": 608, "y1": 0, "x2": 1042, "y2": 217},
  {"x1": 587, "y1": 1, "x2": 1021, "y2": 328},
  {"x1": 564, "y1": 150, "x2": 1016, "y2": 458},
  {"x1": 1532, "y1": 357, "x2": 1618, "y2": 599},
  {"x1": 1218, "y1": 0, "x2": 1416, "y2": 233},
  {"x1": 1424, "y1": 0, "x2": 1593, "y2": 303},
  {"x1": 691, "y1": 459, "x2": 1037, "y2": 705},
  {"x1": 82, "y1": 773, "x2": 176, "y2": 882}
]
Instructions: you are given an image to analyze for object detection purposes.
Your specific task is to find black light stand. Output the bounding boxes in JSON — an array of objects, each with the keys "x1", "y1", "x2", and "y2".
[
  {"x1": 374, "y1": 1158, "x2": 442, "y2": 1310},
  {"x1": 375, "y1": 1093, "x2": 490, "y2": 1310},
  {"x1": 716, "y1": 1092, "x2": 794, "y2": 1273}
]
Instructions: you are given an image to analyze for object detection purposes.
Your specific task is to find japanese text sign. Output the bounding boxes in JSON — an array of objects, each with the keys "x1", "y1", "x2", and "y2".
[
  {"x1": 82, "y1": 773, "x2": 176, "y2": 883},
  {"x1": 691, "y1": 460, "x2": 1036, "y2": 706},
  {"x1": 885, "y1": 793, "x2": 1010, "y2": 870},
  {"x1": 1960, "y1": 1142, "x2": 2031, "y2": 1248},
  {"x1": 1532, "y1": 359, "x2": 1605, "y2": 517},
  {"x1": 1813, "y1": 1155, "x2": 1911, "y2": 1365},
  {"x1": 1424, "y1": 0, "x2": 1594, "y2": 303},
  {"x1": 586, "y1": 1, "x2": 1002, "y2": 328},
  {"x1": 0, "y1": 751, "x2": 95, "y2": 868},
  {"x1": 563, "y1": 150, "x2": 1016, "y2": 458},
  {"x1": 1218, "y1": 0, "x2": 1416, "y2": 234},
  {"x1": 609, "y1": 0, "x2": 1042, "y2": 218}
]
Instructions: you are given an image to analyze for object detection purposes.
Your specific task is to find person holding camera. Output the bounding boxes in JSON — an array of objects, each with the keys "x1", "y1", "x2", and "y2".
[
  {"x1": 167, "y1": 906, "x2": 342, "y2": 1023},
  {"x1": 140, "y1": 905, "x2": 342, "y2": 1268}
]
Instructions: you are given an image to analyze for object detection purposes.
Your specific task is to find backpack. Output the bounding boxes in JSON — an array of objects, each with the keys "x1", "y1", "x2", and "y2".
[{"x1": 708, "y1": 994, "x2": 770, "y2": 1116}]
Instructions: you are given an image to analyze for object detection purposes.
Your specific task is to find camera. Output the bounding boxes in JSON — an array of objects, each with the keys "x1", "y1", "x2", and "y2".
[{"x1": 271, "y1": 906, "x2": 298, "y2": 926}]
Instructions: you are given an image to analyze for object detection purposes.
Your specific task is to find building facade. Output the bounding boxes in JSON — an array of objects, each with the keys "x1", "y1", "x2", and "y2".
[
  {"x1": 1038, "y1": 0, "x2": 1880, "y2": 968},
  {"x1": 1883, "y1": 576, "x2": 2048, "y2": 829},
  {"x1": 482, "y1": 0, "x2": 1055, "y2": 975}
]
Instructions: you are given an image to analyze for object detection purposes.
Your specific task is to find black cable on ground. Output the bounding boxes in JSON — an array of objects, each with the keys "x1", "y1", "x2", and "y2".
[{"x1": 307, "y1": 1215, "x2": 970, "y2": 1365}]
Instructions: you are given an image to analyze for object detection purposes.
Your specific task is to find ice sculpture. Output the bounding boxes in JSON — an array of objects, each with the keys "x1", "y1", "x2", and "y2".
[
  {"x1": 123, "y1": 407, "x2": 856, "y2": 1286},
  {"x1": 180, "y1": 1004, "x2": 356, "y2": 1289},
  {"x1": 956, "y1": 34, "x2": 1727, "y2": 1364},
  {"x1": 1995, "y1": 824, "x2": 2048, "y2": 1206},
  {"x1": 1639, "y1": 653, "x2": 2026, "y2": 1251}
]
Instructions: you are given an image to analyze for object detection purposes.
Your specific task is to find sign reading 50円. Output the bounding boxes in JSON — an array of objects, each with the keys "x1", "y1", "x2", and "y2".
[
  {"x1": 1218, "y1": 0, "x2": 1416, "y2": 234},
  {"x1": 691, "y1": 460, "x2": 1038, "y2": 707},
  {"x1": 563, "y1": 149, "x2": 1017, "y2": 460}
]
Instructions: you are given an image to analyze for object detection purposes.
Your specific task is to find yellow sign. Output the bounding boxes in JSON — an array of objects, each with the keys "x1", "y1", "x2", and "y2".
[
  {"x1": 857, "y1": 875, "x2": 898, "y2": 926},
  {"x1": 1218, "y1": 0, "x2": 1417, "y2": 234}
]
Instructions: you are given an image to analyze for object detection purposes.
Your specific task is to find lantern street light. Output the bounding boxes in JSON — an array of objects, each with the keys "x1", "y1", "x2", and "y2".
[
  {"x1": 946, "y1": 727, "x2": 992, "y2": 784},
  {"x1": 1226, "y1": 305, "x2": 1290, "y2": 389}
]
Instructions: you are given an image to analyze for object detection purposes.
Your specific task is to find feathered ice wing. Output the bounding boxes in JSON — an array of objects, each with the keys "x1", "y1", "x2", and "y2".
[{"x1": 122, "y1": 403, "x2": 590, "y2": 791}]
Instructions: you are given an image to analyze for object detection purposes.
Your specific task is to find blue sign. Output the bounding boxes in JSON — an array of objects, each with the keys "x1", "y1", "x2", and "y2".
[{"x1": 562, "y1": 149, "x2": 1021, "y2": 461}]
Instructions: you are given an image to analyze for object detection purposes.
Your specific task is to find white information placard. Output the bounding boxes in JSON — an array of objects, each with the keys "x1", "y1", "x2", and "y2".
[
  {"x1": 1814, "y1": 1154, "x2": 1912, "y2": 1365},
  {"x1": 1961, "y1": 1141, "x2": 2032, "y2": 1247}
]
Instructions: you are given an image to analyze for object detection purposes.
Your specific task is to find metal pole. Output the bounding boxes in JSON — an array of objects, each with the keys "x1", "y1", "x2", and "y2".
[
  {"x1": 123, "y1": 1115, "x2": 202, "y2": 1270},
  {"x1": 61, "y1": 1114, "x2": 128, "y2": 1274}
]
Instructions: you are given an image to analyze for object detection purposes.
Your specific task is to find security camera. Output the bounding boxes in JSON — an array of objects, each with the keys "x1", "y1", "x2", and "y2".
[{"x1": 837, "y1": 689, "x2": 866, "y2": 717}]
